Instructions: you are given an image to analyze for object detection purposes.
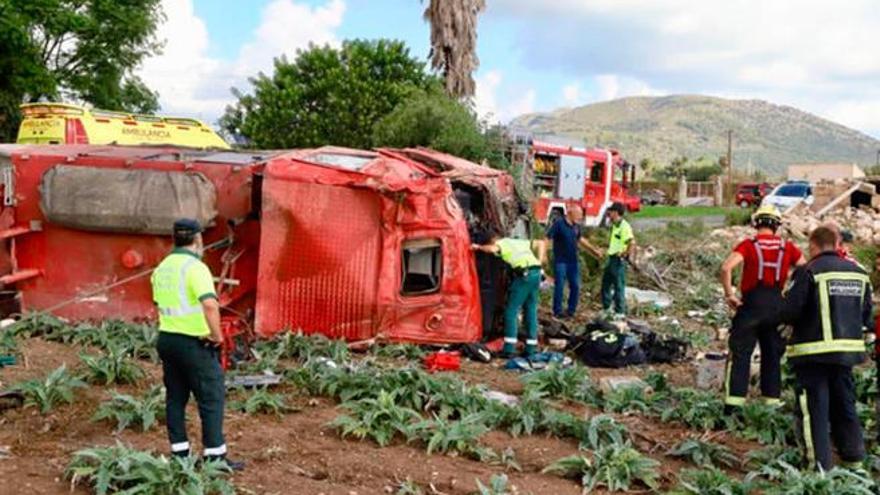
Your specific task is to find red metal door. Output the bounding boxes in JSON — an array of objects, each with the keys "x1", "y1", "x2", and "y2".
[{"x1": 254, "y1": 179, "x2": 382, "y2": 340}]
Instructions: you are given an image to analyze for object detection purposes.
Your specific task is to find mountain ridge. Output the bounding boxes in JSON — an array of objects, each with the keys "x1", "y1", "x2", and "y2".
[{"x1": 510, "y1": 95, "x2": 880, "y2": 177}]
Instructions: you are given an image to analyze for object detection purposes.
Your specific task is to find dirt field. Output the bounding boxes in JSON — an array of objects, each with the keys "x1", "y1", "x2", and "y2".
[{"x1": 0, "y1": 330, "x2": 764, "y2": 495}]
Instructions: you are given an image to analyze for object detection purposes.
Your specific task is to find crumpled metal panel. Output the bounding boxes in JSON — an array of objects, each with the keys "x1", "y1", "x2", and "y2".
[
  {"x1": 255, "y1": 180, "x2": 381, "y2": 341},
  {"x1": 255, "y1": 148, "x2": 482, "y2": 344}
]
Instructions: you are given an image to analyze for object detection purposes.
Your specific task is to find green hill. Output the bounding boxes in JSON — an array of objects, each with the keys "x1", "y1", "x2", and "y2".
[{"x1": 510, "y1": 95, "x2": 880, "y2": 177}]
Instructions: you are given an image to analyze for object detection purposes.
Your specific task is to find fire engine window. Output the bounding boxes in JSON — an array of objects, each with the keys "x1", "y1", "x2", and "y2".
[
  {"x1": 590, "y1": 161, "x2": 604, "y2": 182},
  {"x1": 311, "y1": 152, "x2": 373, "y2": 171},
  {"x1": 401, "y1": 239, "x2": 442, "y2": 296}
]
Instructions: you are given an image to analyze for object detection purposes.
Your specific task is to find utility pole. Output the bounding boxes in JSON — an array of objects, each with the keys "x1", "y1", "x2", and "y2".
[
  {"x1": 726, "y1": 130, "x2": 733, "y2": 204},
  {"x1": 876, "y1": 149, "x2": 879, "y2": 167}
]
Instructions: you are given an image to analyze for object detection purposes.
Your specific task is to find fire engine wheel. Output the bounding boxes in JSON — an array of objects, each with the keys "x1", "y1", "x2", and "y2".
[{"x1": 740, "y1": 200, "x2": 750, "y2": 208}]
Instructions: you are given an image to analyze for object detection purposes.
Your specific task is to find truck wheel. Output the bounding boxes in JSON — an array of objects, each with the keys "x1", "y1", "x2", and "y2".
[{"x1": 740, "y1": 200, "x2": 749, "y2": 208}]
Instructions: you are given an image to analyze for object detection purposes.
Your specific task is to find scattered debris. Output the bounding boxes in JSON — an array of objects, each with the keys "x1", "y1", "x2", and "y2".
[
  {"x1": 481, "y1": 390, "x2": 519, "y2": 407},
  {"x1": 598, "y1": 375, "x2": 650, "y2": 395},
  {"x1": 625, "y1": 287, "x2": 673, "y2": 309}
]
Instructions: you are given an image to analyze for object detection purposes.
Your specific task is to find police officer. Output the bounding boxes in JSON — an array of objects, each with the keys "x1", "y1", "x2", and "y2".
[
  {"x1": 151, "y1": 218, "x2": 243, "y2": 470},
  {"x1": 472, "y1": 230, "x2": 547, "y2": 357},
  {"x1": 600, "y1": 202, "x2": 635, "y2": 316},
  {"x1": 719, "y1": 205, "x2": 805, "y2": 411},
  {"x1": 781, "y1": 226, "x2": 872, "y2": 470}
]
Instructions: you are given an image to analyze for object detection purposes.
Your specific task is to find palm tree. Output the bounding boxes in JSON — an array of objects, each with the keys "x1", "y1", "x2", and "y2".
[{"x1": 423, "y1": 0, "x2": 486, "y2": 99}]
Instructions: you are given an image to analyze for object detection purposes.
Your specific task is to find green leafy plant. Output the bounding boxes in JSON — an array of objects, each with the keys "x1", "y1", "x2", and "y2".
[
  {"x1": 737, "y1": 402, "x2": 794, "y2": 445},
  {"x1": 579, "y1": 414, "x2": 629, "y2": 450},
  {"x1": 483, "y1": 390, "x2": 546, "y2": 437},
  {"x1": 9, "y1": 312, "x2": 73, "y2": 341},
  {"x1": 744, "y1": 445, "x2": 803, "y2": 472},
  {"x1": 18, "y1": 364, "x2": 87, "y2": 413},
  {"x1": 92, "y1": 385, "x2": 165, "y2": 433},
  {"x1": 372, "y1": 343, "x2": 426, "y2": 360},
  {"x1": 485, "y1": 447, "x2": 522, "y2": 473},
  {"x1": 670, "y1": 467, "x2": 757, "y2": 495},
  {"x1": 415, "y1": 413, "x2": 491, "y2": 459},
  {"x1": 80, "y1": 347, "x2": 145, "y2": 385},
  {"x1": 603, "y1": 384, "x2": 652, "y2": 414},
  {"x1": 66, "y1": 443, "x2": 234, "y2": 495},
  {"x1": 0, "y1": 328, "x2": 19, "y2": 356},
  {"x1": 667, "y1": 438, "x2": 738, "y2": 468},
  {"x1": 330, "y1": 390, "x2": 422, "y2": 447},
  {"x1": 521, "y1": 364, "x2": 601, "y2": 405},
  {"x1": 474, "y1": 474, "x2": 511, "y2": 495},
  {"x1": 228, "y1": 387, "x2": 290, "y2": 416},
  {"x1": 543, "y1": 445, "x2": 660, "y2": 492},
  {"x1": 753, "y1": 462, "x2": 877, "y2": 495},
  {"x1": 655, "y1": 387, "x2": 727, "y2": 431}
]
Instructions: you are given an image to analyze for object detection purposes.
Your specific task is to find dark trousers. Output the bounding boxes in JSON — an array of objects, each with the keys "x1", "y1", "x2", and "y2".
[
  {"x1": 601, "y1": 256, "x2": 626, "y2": 314},
  {"x1": 724, "y1": 288, "x2": 784, "y2": 406},
  {"x1": 794, "y1": 363, "x2": 865, "y2": 470},
  {"x1": 552, "y1": 261, "x2": 580, "y2": 317},
  {"x1": 157, "y1": 332, "x2": 226, "y2": 457}
]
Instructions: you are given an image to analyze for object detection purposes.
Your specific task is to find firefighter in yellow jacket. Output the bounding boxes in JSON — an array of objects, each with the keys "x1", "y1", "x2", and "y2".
[
  {"x1": 151, "y1": 218, "x2": 243, "y2": 470},
  {"x1": 473, "y1": 230, "x2": 547, "y2": 357}
]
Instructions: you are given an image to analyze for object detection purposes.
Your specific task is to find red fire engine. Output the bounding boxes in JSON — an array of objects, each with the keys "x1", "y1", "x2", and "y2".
[
  {"x1": 526, "y1": 140, "x2": 640, "y2": 226},
  {"x1": 0, "y1": 144, "x2": 524, "y2": 349}
]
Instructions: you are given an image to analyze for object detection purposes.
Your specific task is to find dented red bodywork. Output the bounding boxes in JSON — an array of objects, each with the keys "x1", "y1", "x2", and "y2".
[{"x1": 0, "y1": 144, "x2": 497, "y2": 345}]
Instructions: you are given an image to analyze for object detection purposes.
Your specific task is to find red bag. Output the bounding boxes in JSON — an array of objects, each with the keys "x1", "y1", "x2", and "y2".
[{"x1": 423, "y1": 351, "x2": 461, "y2": 372}]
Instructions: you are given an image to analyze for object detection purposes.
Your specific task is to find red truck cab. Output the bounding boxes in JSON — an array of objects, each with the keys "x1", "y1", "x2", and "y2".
[{"x1": 530, "y1": 141, "x2": 640, "y2": 226}]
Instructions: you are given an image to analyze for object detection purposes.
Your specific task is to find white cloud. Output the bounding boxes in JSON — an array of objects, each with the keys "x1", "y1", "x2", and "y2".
[
  {"x1": 488, "y1": 0, "x2": 880, "y2": 136},
  {"x1": 474, "y1": 70, "x2": 535, "y2": 123},
  {"x1": 139, "y1": 0, "x2": 345, "y2": 122},
  {"x1": 594, "y1": 75, "x2": 664, "y2": 102},
  {"x1": 237, "y1": 0, "x2": 344, "y2": 76},
  {"x1": 562, "y1": 83, "x2": 583, "y2": 107}
]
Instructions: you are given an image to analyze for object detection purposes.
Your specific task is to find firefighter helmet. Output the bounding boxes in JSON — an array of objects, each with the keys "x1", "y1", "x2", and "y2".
[{"x1": 752, "y1": 205, "x2": 782, "y2": 229}]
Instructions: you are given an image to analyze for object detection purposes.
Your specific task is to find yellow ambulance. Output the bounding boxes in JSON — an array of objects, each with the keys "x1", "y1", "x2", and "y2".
[{"x1": 16, "y1": 103, "x2": 230, "y2": 149}]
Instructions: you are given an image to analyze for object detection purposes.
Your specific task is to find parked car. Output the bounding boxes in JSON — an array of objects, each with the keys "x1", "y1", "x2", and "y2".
[
  {"x1": 761, "y1": 181, "x2": 814, "y2": 211},
  {"x1": 735, "y1": 182, "x2": 773, "y2": 208},
  {"x1": 640, "y1": 189, "x2": 668, "y2": 206}
]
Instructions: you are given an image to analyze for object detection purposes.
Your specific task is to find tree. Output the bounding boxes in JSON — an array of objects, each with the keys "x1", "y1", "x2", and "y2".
[
  {"x1": 423, "y1": 0, "x2": 485, "y2": 98},
  {"x1": 0, "y1": 0, "x2": 164, "y2": 141},
  {"x1": 638, "y1": 158, "x2": 655, "y2": 177},
  {"x1": 373, "y1": 88, "x2": 493, "y2": 163},
  {"x1": 221, "y1": 39, "x2": 433, "y2": 150}
]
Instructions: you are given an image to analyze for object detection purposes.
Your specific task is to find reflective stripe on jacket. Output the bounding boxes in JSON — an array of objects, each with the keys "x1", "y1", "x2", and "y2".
[
  {"x1": 496, "y1": 238, "x2": 540, "y2": 270},
  {"x1": 151, "y1": 249, "x2": 217, "y2": 337},
  {"x1": 781, "y1": 251, "x2": 872, "y2": 366}
]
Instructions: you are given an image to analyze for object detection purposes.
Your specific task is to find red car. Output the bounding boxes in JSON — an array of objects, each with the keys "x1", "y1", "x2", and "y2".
[{"x1": 735, "y1": 183, "x2": 773, "y2": 208}]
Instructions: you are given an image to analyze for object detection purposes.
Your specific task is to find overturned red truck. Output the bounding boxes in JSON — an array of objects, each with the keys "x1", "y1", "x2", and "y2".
[{"x1": 0, "y1": 144, "x2": 525, "y2": 349}]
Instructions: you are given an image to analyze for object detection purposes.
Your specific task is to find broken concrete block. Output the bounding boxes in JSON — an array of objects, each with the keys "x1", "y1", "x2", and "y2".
[
  {"x1": 696, "y1": 352, "x2": 726, "y2": 390},
  {"x1": 598, "y1": 375, "x2": 650, "y2": 395}
]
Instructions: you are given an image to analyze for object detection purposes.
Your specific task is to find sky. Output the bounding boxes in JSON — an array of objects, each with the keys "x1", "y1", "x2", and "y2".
[{"x1": 139, "y1": 0, "x2": 880, "y2": 138}]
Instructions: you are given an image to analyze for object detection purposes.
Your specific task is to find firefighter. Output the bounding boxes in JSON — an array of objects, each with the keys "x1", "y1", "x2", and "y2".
[
  {"x1": 600, "y1": 202, "x2": 635, "y2": 316},
  {"x1": 780, "y1": 226, "x2": 872, "y2": 470},
  {"x1": 472, "y1": 230, "x2": 547, "y2": 357},
  {"x1": 719, "y1": 205, "x2": 805, "y2": 411},
  {"x1": 151, "y1": 218, "x2": 243, "y2": 470}
]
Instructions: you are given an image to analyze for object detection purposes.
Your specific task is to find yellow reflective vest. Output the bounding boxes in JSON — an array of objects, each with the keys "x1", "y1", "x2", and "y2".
[
  {"x1": 496, "y1": 238, "x2": 540, "y2": 270},
  {"x1": 151, "y1": 249, "x2": 217, "y2": 337}
]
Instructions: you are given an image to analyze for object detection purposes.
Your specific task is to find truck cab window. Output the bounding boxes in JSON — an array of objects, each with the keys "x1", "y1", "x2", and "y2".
[{"x1": 401, "y1": 239, "x2": 442, "y2": 295}]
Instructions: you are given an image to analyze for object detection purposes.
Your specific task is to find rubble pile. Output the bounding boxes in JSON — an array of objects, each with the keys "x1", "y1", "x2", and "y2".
[{"x1": 711, "y1": 205, "x2": 880, "y2": 245}]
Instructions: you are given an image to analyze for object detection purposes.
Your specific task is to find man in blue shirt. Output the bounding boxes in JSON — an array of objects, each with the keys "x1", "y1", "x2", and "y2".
[{"x1": 545, "y1": 206, "x2": 596, "y2": 318}]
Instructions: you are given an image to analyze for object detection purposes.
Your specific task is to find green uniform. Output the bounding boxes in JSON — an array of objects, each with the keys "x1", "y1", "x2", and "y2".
[
  {"x1": 495, "y1": 239, "x2": 541, "y2": 356},
  {"x1": 602, "y1": 219, "x2": 633, "y2": 314},
  {"x1": 151, "y1": 248, "x2": 226, "y2": 458}
]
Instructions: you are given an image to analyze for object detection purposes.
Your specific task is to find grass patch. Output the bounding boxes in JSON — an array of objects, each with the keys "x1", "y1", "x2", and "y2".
[{"x1": 631, "y1": 205, "x2": 735, "y2": 219}]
